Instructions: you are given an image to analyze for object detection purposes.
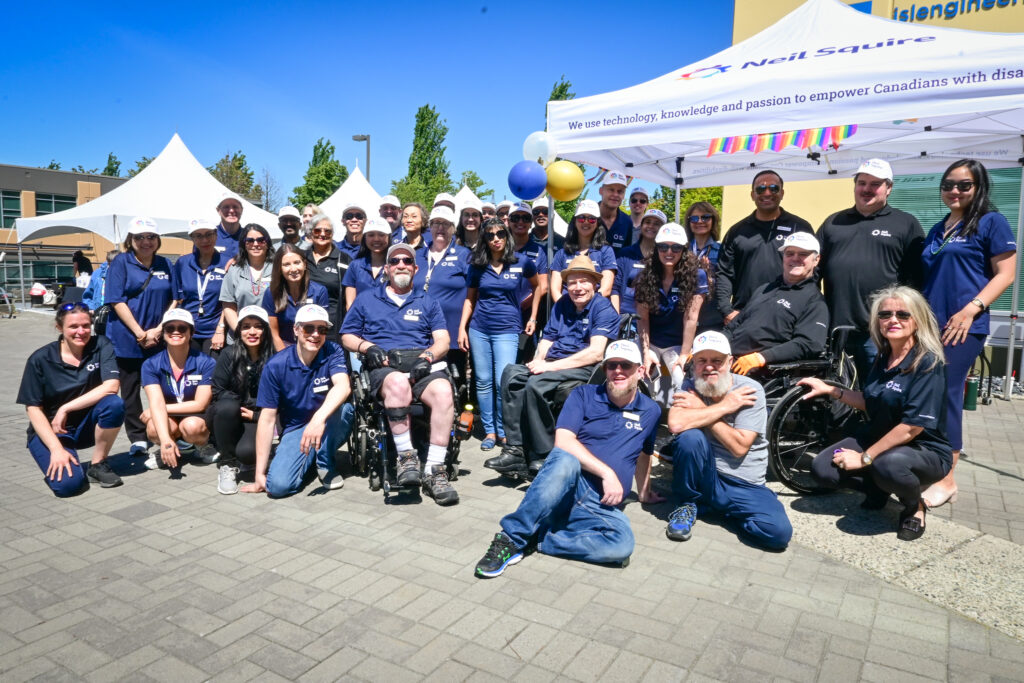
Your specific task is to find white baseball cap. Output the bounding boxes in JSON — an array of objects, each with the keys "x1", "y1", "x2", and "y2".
[
  {"x1": 655, "y1": 223, "x2": 688, "y2": 245},
  {"x1": 216, "y1": 191, "x2": 242, "y2": 209},
  {"x1": 278, "y1": 206, "x2": 301, "y2": 221},
  {"x1": 778, "y1": 232, "x2": 820, "y2": 253},
  {"x1": 293, "y1": 304, "x2": 332, "y2": 327},
  {"x1": 460, "y1": 197, "x2": 483, "y2": 214},
  {"x1": 497, "y1": 200, "x2": 515, "y2": 211},
  {"x1": 237, "y1": 305, "x2": 270, "y2": 325},
  {"x1": 161, "y1": 309, "x2": 194, "y2": 327},
  {"x1": 481, "y1": 201, "x2": 496, "y2": 211},
  {"x1": 129, "y1": 216, "x2": 158, "y2": 233},
  {"x1": 602, "y1": 171, "x2": 628, "y2": 187},
  {"x1": 604, "y1": 339, "x2": 642, "y2": 365},
  {"x1": 642, "y1": 209, "x2": 667, "y2": 224},
  {"x1": 532, "y1": 201, "x2": 549, "y2": 212},
  {"x1": 854, "y1": 158, "x2": 893, "y2": 182},
  {"x1": 509, "y1": 201, "x2": 532, "y2": 216},
  {"x1": 429, "y1": 206, "x2": 456, "y2": 224},
  {"x1": 433, "y1": 192, "x2": 456, "y2": 206},
  {"x1": 575, "y1": 199, "x2": 600, "y2": 217},
  {"x1": 630, "y1": 186, "x2": 649, "y2": 198},
  {"x1": 380, "y1": 194, "x2": 401, "y2": 208},
  {"x1": 692, "y1": 331, "x2": 731, "y2": 356},
  {"x1": 187, "y1": 218, "x2": 216, "y2": 235},
  {"x1": 363, "y1": 216, "x2": 392, "y2": 235},
  {"x1": 342, "y1": 202, "x2": 367, "y2": 216}
]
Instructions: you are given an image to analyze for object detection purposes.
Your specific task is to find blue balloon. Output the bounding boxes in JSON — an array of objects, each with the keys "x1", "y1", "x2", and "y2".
[{"x1": 508, "y1": 160, "x2": 548, "y2": 201}]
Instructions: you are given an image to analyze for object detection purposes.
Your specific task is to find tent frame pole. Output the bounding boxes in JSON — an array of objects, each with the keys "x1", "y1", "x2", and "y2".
[
  {"x1": 674, "y1": 157, "x2": 684, "y2": 221},
  {"x1": 1005, "y1": 159, "x2": 1024, "y2": 400},
  {"x1": 547, "y1": 195, "x2": 555, "y2": 319},
  {"x1": 17, "y1": 244, "x2": 25, "y2": 306}
]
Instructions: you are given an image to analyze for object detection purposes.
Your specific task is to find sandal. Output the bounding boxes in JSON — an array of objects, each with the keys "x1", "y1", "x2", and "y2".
[{"x1": 480, "y1": 436, "x2": 497, "y2": 451}]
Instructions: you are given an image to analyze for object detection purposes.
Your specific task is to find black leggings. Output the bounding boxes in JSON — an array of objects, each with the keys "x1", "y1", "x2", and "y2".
[
  {"x1": 206, "y1": 397, "x2": 258, "y2": 467},
  {"x1": 117, "y1": 356, "x2": 146, "y2": 443},
  {"x1": 812, "y1": 436, "x2": 950, "y2": 510}
]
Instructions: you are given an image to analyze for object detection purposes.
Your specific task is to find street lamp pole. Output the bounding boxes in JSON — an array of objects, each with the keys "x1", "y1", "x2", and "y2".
[{"x1": 352, "y1": 134, "x2": 370, "y2": 182}]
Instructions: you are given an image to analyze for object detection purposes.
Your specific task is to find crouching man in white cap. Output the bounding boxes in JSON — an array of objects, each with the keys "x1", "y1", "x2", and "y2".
[
  {"x1": 242, "y1": 304, "x2": 354, "y2": 496},
  {"x1": 662, "y1": 331, "x2": 792, "y2": 550},
  {"x1": 474, "y1": 340, "x2": 663, "y2": 578}
]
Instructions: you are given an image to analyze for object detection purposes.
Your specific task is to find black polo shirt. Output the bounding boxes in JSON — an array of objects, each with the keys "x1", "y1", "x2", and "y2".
[
  {"x1": 16, "y1": 336, "x2": 120, "y2": 441},
  {"x1": 714, "y1": 208, "x2": 813, "y2": 316},
  {"x1": 724, "y1": 276, "x2": 829, "y2": 363},
  {"x1": 304, "y1": 246, "x2": 352, "y2": 333},
  {"x1": 817, "y1": 205, "x2": 924, "y2": 331}
]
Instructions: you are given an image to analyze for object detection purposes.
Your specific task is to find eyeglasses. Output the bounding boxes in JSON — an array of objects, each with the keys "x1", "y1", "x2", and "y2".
[
  {"x1": 657, "y1": 243, "x2": 685, "y2": 253},
  {"x1": 343, "y1": 213, "x2": 366, "y2": 221},
  {"x1": 576, "y1": 216, "x2": 598, "y2": 224},
  {"x1": 754, "y1": 184, "x2": 781, "y2": 195},
  {"x1": 311, "y1": 228, "x2": 333, "y2": 237},
  {"x1": 244, "y1": 236, "x2": 267, "y2": 245},
  {"x1": 629, "y1": 198, "x2": 648, "y2": 204},
  {"x1": 164, "y1": 324, "x2": 190, "y2": 335},
  {"x1": 509, "y1": 215, "x2": 532, "y2": 223},
  {"x1": 60, "y1": 302, "x2": 90, "y2": 313},
  {"x1": 688, "y1": 215, "x2": 713, "y2": 223},
  {"x1": 133, "y1": 233, "x2": 158, "y2": 241},
  {"x1": 300, "y1": 324, "x2": 330, "y2": 336},
  {"x1": 219, "y1": 204, "x2": 242, "y2": 214},
  {"x1": 605, "y1": 360, "x2": 637, "y2": 372},
  {"x1": 485, "y1": 231, "x2": 505, "y2": 241},
  {"x1": 388, "y1": 257, "x2": 415, "y2": 266},
  {"x1": 940, "y1": 180, "x2": 975, "y2": 192},
  {"x1": 877, "y1": 310, "x2": 912, "y2": 321}
]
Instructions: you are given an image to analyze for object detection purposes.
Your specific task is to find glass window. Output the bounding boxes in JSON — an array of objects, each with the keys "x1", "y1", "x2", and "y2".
[
  {"x1": 35, "y1": 193, "x2": 76, "y2": 216},
  {"x1": 1, "y1": 190, "x2": 20, "y2": 230}
]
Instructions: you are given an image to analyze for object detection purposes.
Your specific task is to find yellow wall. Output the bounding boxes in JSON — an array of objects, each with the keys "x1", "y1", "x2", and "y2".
[{"x1": 721, "y1": 178, "x2": 857, "y2": 233}]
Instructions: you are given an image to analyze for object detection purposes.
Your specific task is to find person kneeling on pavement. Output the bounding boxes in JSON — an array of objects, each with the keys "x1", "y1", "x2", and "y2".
[
  {"x1": 475, "y1": 340, "x2": 663, "y2": 578},
  {"x1": 487, "y1": 254, "x2": 620, "y2": 477},
  {"x1": 241, "y1": 304, "x2": 354, "y2": 496},
  {"x1": 340, "y1": 243, "x2": 459, "y2": 505},
  {"x1": 662, "y1": 331, "x2": 792, "y2": 550}
]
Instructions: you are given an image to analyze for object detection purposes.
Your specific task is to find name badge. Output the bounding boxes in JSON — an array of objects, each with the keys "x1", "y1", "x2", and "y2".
[
  {"x1": 632, "y1": 263, "x2": 645, "y2": 269},
  {"x1": 777, "y1": 226, "x2": 792, "y2": 233},
  {"x1": 445, "y1": 255, "x2": 458, "y2": 261},
  {"x1": 313, "y1": 385, "x2": 329, "y2": 393},
  {"x1": 187, "y1": 374, "x2": 203, "y2": 381},
  {"x1": 215, "y1": 246, "x2": 226, "y2": 252},
  {"x1": 511, "y1": 267, "x2": 523, "y2": 273},
  {"x1": 214, "y1": 268, "x2": 226, "y2": 274},
  {"x1": 623, "y1": 412, "x2": 640, "y2": 421},
  {"x1": 262, "y1": 277, "x2": 272, "y2": 282},
  {"x1": 404, "y1": 314, "x2": 420, "y2": 321}
]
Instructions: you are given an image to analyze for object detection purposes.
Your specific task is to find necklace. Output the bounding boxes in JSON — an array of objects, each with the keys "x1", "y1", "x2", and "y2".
[{"x1": 931, "y1": 219, "x2": 964, "y2": 255}]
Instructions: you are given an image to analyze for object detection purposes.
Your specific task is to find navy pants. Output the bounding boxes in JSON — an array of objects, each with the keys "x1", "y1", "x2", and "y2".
[
  {"x1": 28, "y1": 394, "x2": 125, "y2": 497},
  {"x1": 942, "y1": 333, "x2": 985, "y2": 451},
  {"x1": 665, "y1": 429, "x2": 792, "y2": 550}
]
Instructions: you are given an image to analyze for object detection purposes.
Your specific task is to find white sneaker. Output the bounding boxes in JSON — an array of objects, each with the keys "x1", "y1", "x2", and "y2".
[
  {"x1": 145, "y1": 445, "x2": 167, "y2": 470},
  {"x1": 196, "y1": 443, "x2": 220, "y2": 465},
  {"x1": 217, "y1": 465, "x2": 240, "y2": 495},
  {"x1": 317, "y1": 468, "x2": 344, "y2": 491}
]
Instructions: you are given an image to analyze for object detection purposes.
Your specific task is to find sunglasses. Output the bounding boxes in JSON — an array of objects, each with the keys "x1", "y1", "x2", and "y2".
[
  {"x1": 60, "y1": 302, "x2": 90, "y2": 313},
  {"x1": 877, "y1": 310, "x2": 912, "y2": 321},
  {"x1": 754, "y1": 184, "x2": 781, "y2": 195},
  {"x1": 605, "y1": 360, "x2": 637, "y2": 372},
  {"x1": 509, "y1": 215, "x2": 532, "y2": 223},
  {"x1": 300, "y1": 324, "x2": 330, "y2": 336},
  {"x1": 532, "y1": 210, "x2": 547, "y2": 217},
  {"x1": 629, "y1": 198, "x2": 648, "y2": 204},
  {"x1": 576, "y1": 216, "x2": 598, "y2": 224},
  {"x1": 244, "y1": 236, "x2": 268, "y2": 245},
  {"x1": 688, "y1": 215, "x2": 713, "y2": 223},
  {"x1": 311, "y1": 228, "x2": 333, "y2": 237},
  {"x1": 343, "y1": 213, "x2": 366, "y2": 221},
  {"x1": 940, "y1": 180, "x2": 975, "y2": 192},
  {"x1": 164, "y1": 324, "x2": 190, "y2": 335},
  {"x1": 485, "y1": 231, "x2": 505, "y2": 241},
  {"x1": 388, "y1": 257, "x2": 415, "y2": 266},
  {"x1": 133, "y1": 233, "x2": 158, "y2": 241},
  {"x1": 657, "y1": 243, "x2": 685, "y2": 253}
]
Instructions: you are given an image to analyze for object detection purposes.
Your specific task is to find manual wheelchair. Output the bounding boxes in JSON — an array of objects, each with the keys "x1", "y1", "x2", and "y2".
[{"x1": 347, "y1": 352, "x2": 472, "y2": 502}]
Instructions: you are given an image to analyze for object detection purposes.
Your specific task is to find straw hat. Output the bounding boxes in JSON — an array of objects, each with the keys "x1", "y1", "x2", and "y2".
[{"x1": 560, "y1": 254, "x2": 601, "y2": 283}]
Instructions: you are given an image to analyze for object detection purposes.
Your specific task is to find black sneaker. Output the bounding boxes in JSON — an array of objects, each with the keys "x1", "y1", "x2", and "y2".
[
  {"x1": 475, "y1": 532, "x2": 523, "y2": 578},
  {"x1": 87, "y1": 461, "x2": 122, "y2": 488},
  {"x1": 422, "y1": 465, "x2": 459, "y2": 505}
]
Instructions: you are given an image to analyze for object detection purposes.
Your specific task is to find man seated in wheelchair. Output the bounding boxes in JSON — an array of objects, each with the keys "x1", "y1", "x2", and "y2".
[
  {"x1": 661, "y1": 331, "x2": 793, "y2": 551},
  {"x1": 723, "y1": 232, "x2": 829, "y2": 377},
  {"x1": 340, "y1": 242, "x2": 459, "y2": 505},
  {"x1": 486, "y1": 255, "x2": 621, "y2": 478}
]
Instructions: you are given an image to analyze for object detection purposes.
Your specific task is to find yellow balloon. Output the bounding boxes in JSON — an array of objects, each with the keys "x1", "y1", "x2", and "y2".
[{"x1": 546, "y1": 160, "x2": 585, "y2": 201}]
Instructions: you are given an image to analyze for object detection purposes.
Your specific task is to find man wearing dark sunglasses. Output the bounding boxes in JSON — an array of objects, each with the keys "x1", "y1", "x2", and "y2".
[
  {"x1": 341, "y1": 243, "x2": 459, "y2": 505},
  {"x1": 715, "y1": 170, "x2": 813, "y2": 329},
  {"x1": 528, "y1": 201, "x2": 564, "y2": 250},
  {"x1": 474, "y1": 340, "x2": 662, "y2": 578},
  {"x1": 817, "y1": 158, "x2": 924, "y2": 380}
]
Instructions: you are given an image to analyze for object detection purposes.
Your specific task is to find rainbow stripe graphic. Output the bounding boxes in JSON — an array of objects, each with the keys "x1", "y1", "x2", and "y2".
[{"x1": 707, "y1": 125, "x2": 857, "y2": 157}]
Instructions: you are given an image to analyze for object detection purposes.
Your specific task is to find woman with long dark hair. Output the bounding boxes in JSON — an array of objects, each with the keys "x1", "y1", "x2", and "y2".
[
  {"x1": 206, "y1": 306, "x2": 276, "y2": 495},
  {"x1": 262, "y1": 243, "x2": 328, "y2": 351},
  {"x1": 549, "y1": 199, "x2": 616, "y2": 301},
  {"x1": 459, "y1": 219, "x2": 541, "y2": 450},
  {"x1": 456, "y1": 197, "x2": 484, "y2": 250},
  {"x1": 612, "y1": 209, "x2": 664, "y2": 315},
  {"x1": 684, "y1": 201, "x2": 725, "y2": 333},
  {"x1": 343, "y1": 218, "x2": 391, "y2": 310},
  {"x1": 219, "y1": 223, "x2": 276, "y2": 344},
  {"x1": 919, "y1": 159, "x2": 1017, "y2": 508}
]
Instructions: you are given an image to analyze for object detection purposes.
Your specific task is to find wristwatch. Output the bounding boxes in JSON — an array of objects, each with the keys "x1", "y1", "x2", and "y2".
[
  {"x1": 861, "y1": 452, "x2": 873, "y2": 466},
  {"x1": 970, "y1": 298, "x2": 985, "y2": 310}
]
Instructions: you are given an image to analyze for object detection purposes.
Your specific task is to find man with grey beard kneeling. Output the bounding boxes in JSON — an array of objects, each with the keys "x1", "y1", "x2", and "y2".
[{"x1": 661, "y1": 331, "x2": 792, "y2": 550}]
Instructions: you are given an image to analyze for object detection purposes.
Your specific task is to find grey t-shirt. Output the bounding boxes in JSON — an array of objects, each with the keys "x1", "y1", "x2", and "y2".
[
  {"x1": 681, "y1": 373, "x2": 769, "y2": 485},
  {"x1": 219, "y1": 262, "x2": 274, "y2": 342}
]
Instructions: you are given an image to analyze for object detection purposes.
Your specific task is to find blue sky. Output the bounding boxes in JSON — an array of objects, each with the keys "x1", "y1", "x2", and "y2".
[{"x1": 3, "y1": 1, "x2": 733, "y2": 204}]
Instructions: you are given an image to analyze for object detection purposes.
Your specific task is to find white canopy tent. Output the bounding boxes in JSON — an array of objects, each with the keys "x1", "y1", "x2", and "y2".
[
  {"x1": 15, "y1": 133, "x2": 282, "y2": 243},
  {"x1": 546, "y1": 0, "x2": 1024, "y2": 397},
  {"x1": 319, "y1": 167, "x2": 382, "y2": 227}
]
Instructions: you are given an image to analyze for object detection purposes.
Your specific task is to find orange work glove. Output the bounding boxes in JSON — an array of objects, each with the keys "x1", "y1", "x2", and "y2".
[{"x1": 732, "y1": 352, "x2": 765, "y2": 375}]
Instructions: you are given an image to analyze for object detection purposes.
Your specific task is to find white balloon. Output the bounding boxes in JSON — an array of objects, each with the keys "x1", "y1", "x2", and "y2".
[{"x1": 523, "y1": 131, "x2": 557, "y2": 167}]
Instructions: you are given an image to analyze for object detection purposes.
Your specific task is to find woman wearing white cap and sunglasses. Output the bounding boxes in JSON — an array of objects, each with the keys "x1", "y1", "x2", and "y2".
[{"x1": 174, "y1": 218, "x2": 228, "y2": 355}]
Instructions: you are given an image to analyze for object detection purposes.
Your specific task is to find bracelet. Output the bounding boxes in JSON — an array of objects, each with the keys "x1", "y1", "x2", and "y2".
[
  {"x1": 528, "y1": 319, "x2": 537, "y2": 323},
  {"x1": 422, "y1": 350, "x2": 435, "y2": 360}
]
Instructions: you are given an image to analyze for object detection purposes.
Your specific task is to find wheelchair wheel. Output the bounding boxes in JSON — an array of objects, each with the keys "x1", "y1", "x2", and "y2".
[
  {"x1": 368, "y1": 468, "x2": 382, "y2": 491},
  {"x1": 350, "y1": 428, "x2": 368, "y2": 477},
  {"x1": 767, "y1": 380, "x2": 862, "y2": 495}
]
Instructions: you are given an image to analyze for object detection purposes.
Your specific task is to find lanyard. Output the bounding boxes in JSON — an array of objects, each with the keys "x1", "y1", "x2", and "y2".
[
  {"x1": 423, "y1": 250, "x2": 446, "y2": 292},
  {"x1": 167, "y1": 368, "x2": 187, "y2": 404},
  {"x1": 196, "y1": 267, "x2": 213, "y2": 315}
]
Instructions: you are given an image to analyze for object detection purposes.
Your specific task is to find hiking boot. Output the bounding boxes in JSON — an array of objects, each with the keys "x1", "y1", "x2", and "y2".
[
  {"x1": 217, "y1": 465, "x2": 240, "y2": 495},
  {"x1": 475, "y1": 532, "x2": 523, "y2": 578},
  {"x1": 195, "y1": 443, "x2": 220, "y2": 465},
  {"x1": 86, "y1": 461, "x2": 122, "y2": 488},
  {"x1": 396, "y1": 449, "x2": 421, "y2": 488},
  {"x1": 666, "y1": 503, "x2": 697, "y2": 541},
  {"x1": 484, "y1": 446, "x2": 526, "y2": 473},
  {"x1": 145, "y1": 444, "x2": 168, "y2": 470},
  {"x1": 422, "y1": 465, "x2": 459, "y2": 506},
  {"x1": 317, "y1": 467, "x2": 344, "y2": 491}
]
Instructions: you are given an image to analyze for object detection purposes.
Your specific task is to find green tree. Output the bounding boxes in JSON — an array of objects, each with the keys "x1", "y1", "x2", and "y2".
[
  {"x1": 45, "y1": 160, "x2": 61, "y2": 170},
  {"x1": 208, "y1": 151, "x2": 256, "y2": 200},
  {"x1": 71, "y1": 164, "x2": 99, "y2": 174},
  {"x1": 546, "y1": 77, "x2": 582, "y2": 223},
  {"x1": 290, "y1": 138, "x2": 349, "y2": 207},
  {"x1": 391, "y1": 105, "x2": 455, "y2": 207},
  {"x1": 126, "y1": 156, "x2": 154, "y2": 178},
  {"x1": 102, "y1": 153, "x2": 121, "y2": 177},
  {"x1": 459, "y1": 170, "x2": 492, "y2": 201},
  {"x1": 648, "y1": 185, "x2": 723, "y2": 223}
]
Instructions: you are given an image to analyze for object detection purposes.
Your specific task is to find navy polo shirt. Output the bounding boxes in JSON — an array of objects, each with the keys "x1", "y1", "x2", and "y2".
[
  {"x1": 529, "y1": 231, "x2": 564, "y2": 252},
  {"x1": 390, "y1": 228, "x2": 433, "y2": 248},
  {"x1": 647, "y1": 270, "x2": 709, "y2": 348},
  {"x1": 215, "y1": 222, "x2": 242, "y2": 261},
  {"x1": 336, "y1": 239, "x2": 362, "y2": 260},
  {"x1": 515, "y1": 241, "x2": 548, "y2": 305},
  {"x1": 17, "y1": 336, "x2": 120, "y2": 442},
  {"x1": 859, "y1": 350, "x2": 951, "y2": 460},
  {"x1": 341, "y1": 284, "x2": 447, "y2": 350},
  {"x1": 550, "y1": 246, "x2": 617, "y2": 294},
  {"x1": 468, "y1": 253, "x2": 538, "y2": 335},
  {"x1": 602, "y1": 207, "x2": 636, "y2": 254},
  {"x1": 556, "y1": 383, "x2": 659, "y2": 496},
  {"x1": 105, "y1": 252, "x2": 177, "y2": 359},
  {"x1": 414, "y1": 244, "x2": 471, "y2": 349},
  {"x1": 543, "y1": 294, "x2": 619, "y2": 360},
  {"x1": 261, "y1": 281, "x2": 330, "y2": 345},
  {"x1": 141, "y1": 348, "x2": 216, "y2": 404},
  {"x1": 256, "y1": 341, "x2": 349, "y2": 436},
  {"x1": 174, "y1": 251, "x2": 227, "y2": 339},
  {"x1": 922, "y1": 212, "x2": 1016, "y2": 333},
  {"x1": 342, "y1": 256, "x2": 389, "y2": 294},
  {"x1": 612, "y1": 244, "x2": 647, "y2": 315}
]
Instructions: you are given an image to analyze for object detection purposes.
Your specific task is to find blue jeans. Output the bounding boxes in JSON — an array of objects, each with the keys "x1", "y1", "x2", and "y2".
[
  {"x1": 468, "y1": 327, "x2": 519, "y2": 438},
  {"x1": 28, "y1": 394, "x2": 125, "y2": 497},
  {"x1": 666, "y1": 429, "x2": 792, "y2": 550},
  {"x1": 943, "y1": 333, "x2": 985, "y2": 451},
  {"x1": 266, "y1": 403, "x2": 354, "y2": 498},
  {"x1": 500, "y1": 448, "x2": 634, "y2": 564}
]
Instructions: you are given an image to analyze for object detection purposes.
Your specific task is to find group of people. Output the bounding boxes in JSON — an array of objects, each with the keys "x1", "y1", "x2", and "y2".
[{"x1": 18, "y1": 155, "x2": 1015, "y2": 577}]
